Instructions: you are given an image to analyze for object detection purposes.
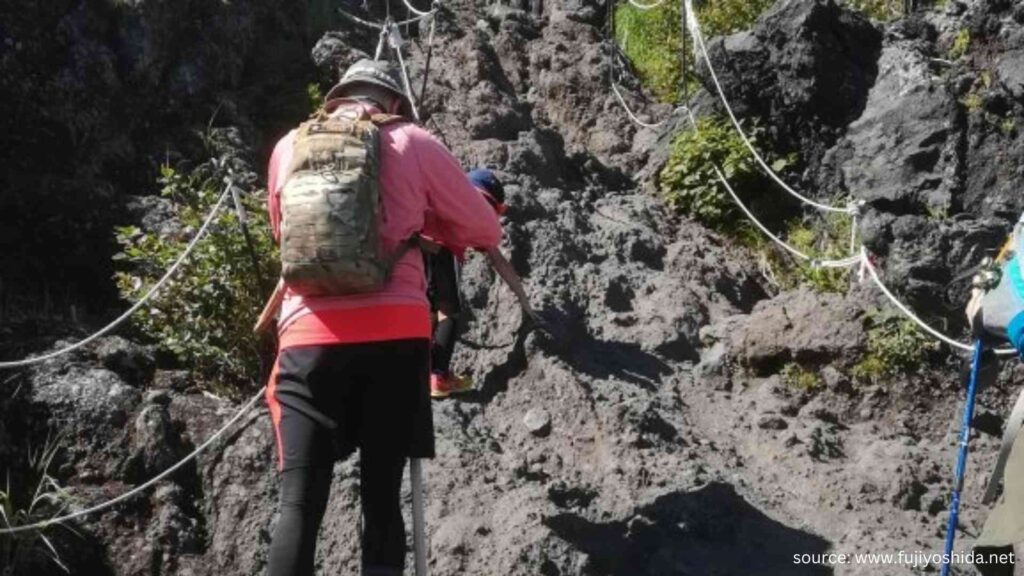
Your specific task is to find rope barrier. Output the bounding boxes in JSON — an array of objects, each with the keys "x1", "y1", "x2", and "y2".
[
  {"x1": 0, "y1": 183, "x2": 234, "y2": 370},
  {"x1": 681, "y1": 106, "x2": 1010, "y2": 356},
  {"x1": 627, "y1": 0, "x2": 668, "y2": 10},
  {"x1": 338, "y1": 7, "x2": 384, "y2": 29},
  {"x1": 0, "y1": 387, "x2": 265, "y2": 535},
  {"x1": 390, "y1": 23, "x2": 422, "y2": 122},
  {"x1": 610, "y1": 81, "x2": 685, "y2": 129},
  {"x1": 682, "y1": 0, "x2": 854, "y2": 215},
  {"x1": 401, "y1": 0, "x2": 433, "y2": 18},
  {"x1": 339, "y1": 6, "x2": 436, "y2": 31},
  {"x1": 860, "y1": 248, "x2": 1017, "y2": 356}
]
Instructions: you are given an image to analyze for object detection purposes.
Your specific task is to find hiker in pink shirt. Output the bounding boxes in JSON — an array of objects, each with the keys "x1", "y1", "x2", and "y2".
[{"x1": 261, "y1": 59, "x2": 500, "y2": 576}]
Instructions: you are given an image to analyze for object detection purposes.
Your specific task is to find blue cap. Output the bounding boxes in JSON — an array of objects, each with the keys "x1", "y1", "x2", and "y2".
[{"x1": 467, "y1": 169, "x2": 505, "y2": 204}]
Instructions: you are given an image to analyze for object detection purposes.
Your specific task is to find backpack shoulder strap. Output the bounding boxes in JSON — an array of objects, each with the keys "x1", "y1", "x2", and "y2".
[{"x1": 370, "y1": 114, "x2": 408, "y2": 127}]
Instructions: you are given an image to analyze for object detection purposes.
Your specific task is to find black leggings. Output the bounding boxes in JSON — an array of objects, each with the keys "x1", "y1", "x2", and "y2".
[
  {"x1": 427, "y1": 248, "x2": 462, "y2": 374},
  {"x1": 267, "y1": 455, "x2": 407, "y2": 576}
]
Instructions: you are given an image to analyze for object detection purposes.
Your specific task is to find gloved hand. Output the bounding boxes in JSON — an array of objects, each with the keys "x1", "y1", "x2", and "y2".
[{"x1": 967, "y1": 220, "x2": 1024, "y2": 354}]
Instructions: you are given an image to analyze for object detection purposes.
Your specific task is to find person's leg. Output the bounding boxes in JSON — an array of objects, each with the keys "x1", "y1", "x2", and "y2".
[
  {"x1": 359, "y1": 450, "x2": 408, "y2": 575},
  {"x1": 430, "y1": 249, "x2": 462, "y2": 377},
  {"x1": 267, "y1": 347, "x2": 338, "y2": 576},
  {"x1": 268, "y1": 466, "x2": 332, "y2": 576},
  {"x1": 352, "y1": 339, "x2": 433, "y2": 575}
]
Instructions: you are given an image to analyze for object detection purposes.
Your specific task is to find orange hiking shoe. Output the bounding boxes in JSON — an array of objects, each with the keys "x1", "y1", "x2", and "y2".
[{"x1": 430, "y1": 371, "x2": 473, "y2": 398}]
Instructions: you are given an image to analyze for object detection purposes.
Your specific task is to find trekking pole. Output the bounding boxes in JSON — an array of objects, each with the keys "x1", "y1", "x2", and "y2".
[
  {"x1": 940, "y1": 339, "x2": 985, "y2": 576},
  {"x1": 229, "y1": 182, "x2": 272, "y2": 296},
  {"x1": 410, "y1": 458, "x2": 429, "y2": 576}
]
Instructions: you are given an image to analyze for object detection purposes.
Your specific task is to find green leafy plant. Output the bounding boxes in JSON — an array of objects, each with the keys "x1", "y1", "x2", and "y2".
[
  {"x1": 852, "y1": 311, "x2": 940, "y2": 381},
  {"x1": 660, "y1": 116, "x2": 793, "y2": 233},
  {"x1": 782, "y1": 362, "x2": 819, "y2": 391},
  {"x1": 614, "y1": 0, "x2": 774, "y2": 103},
  {"x1": 949, "y1": 28, "x2": 971, "y2": 60},
  {"x1": 0, "y1": 433, "x2": 75, "y2": 575},
  {"x1": 114, "y1": 163, "x2": 279, "y2": 389}
]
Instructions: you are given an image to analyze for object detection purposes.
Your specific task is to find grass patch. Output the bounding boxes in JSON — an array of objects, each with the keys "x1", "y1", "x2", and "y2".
[
  {"x1": 852, "y1": 311, "x2": 940, "y2": 381},
  {"x1": 783, "y1": 214, "x2": 855, "y2": 293},
  {"x1": 614, "y1": 0, "x2": 774, "y2": 103},
  {"x1": 782, "y1": 363, "x2": 820, "y2": 391},
  {"x1": 0, "y1": 433, "x2": 76, "y2": 574}
]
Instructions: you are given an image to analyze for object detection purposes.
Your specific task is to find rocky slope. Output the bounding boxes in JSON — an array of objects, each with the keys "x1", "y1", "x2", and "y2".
[{"x1": 4, "y1": 0, "x2": 1024, "y2": 575}]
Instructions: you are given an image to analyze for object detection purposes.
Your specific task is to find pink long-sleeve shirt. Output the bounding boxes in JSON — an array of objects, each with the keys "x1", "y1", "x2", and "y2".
[{"x1": 266, "y1": 100, "x2": 502, "y2": 349}]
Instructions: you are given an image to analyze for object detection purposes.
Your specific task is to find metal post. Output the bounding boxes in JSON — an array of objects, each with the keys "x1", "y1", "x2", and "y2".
[
  {"x1": 410, "y1": 458, "x2": 429, "y2": 576},
  {"x1": 940, "y1": 339, "x2": 984, "y2": 576}
]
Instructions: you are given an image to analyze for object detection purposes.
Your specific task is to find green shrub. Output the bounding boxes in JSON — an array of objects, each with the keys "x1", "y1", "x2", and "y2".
[
  {"x1": 660, "y1": 116, "x2": 793, "y2": 233},
  {"x1": 0, "y1": 433, "x2": 74, "y2": 574},
  {"x1": 114, "y1": 163, "x2": 279, "y2": 390},
  {"x1": 852, "y1": 311, "x2": 940, "y2": 381},
  {"x1": 614, "y1": 0, "x2": 774, "y2": 103},
  {"x1": 782, "y1": 362, "x2": 819, "y2": 391}
]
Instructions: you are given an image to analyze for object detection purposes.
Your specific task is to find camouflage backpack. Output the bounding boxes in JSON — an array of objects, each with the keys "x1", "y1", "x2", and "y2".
[{"x1": 279, "y1": 111, "x2": 408, "y2": 296}]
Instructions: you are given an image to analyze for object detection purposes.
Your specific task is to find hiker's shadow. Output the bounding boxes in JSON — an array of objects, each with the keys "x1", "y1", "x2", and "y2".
[
  {"x1": 532, "y1": 308, "x2": 671, "y2": 392},
  {"x1": 544, "y1": 481, "x2": 833, "y2": 576}
]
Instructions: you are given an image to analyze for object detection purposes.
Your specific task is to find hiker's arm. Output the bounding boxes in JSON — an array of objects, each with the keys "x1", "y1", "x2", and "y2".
[
  {"x1": 409, "y1": 127, "x2": 501, "y2": 250},
  {"x1": 486, "y1": 248, "x2": 541, "y2": 324},
  {"x1": 970, "y1": 256, "x2": 1024, "y2": 352}
]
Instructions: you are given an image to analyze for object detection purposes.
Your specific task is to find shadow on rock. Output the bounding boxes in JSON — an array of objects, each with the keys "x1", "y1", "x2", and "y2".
[
  {"x1": 544, "y1": 482, "x2": 833, "y2": 576},
  {"x1": 564, "y1": 336, "x2": 671, "y2": 392}
]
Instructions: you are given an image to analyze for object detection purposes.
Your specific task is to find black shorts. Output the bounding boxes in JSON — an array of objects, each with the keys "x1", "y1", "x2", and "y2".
[
  {"x1": 426, "y1": 247, "x2": 462, "y2": 315},
  {"x1": 267, "y1": 339, "x2": 434, "y2": 471}
]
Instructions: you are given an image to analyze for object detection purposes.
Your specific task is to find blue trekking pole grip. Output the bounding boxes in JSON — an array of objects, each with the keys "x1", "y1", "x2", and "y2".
[{"x1": 941, "y1": 339, "x2": 985, "y2": 576}]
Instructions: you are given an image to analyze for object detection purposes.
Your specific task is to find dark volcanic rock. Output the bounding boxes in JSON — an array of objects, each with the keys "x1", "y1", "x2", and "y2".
[
  {"x1": 836, "y1": 38, "x2": 959, "y2": 212},
  {"x1": 700, "y1": 0, "x2": 881, "y2": 167}
]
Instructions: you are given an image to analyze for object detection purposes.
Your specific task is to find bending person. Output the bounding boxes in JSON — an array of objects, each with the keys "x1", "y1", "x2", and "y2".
[{"x1": 427, "y1": 169, "x2": 543, "y2": 398}]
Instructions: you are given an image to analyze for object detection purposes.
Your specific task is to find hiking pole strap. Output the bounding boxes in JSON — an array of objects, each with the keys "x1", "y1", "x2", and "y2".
[{"x1": 984, "y1": 385, "x2": 1024, "y2": 503}]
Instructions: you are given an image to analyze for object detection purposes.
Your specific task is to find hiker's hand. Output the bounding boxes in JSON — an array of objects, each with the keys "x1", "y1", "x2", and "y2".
[{"x1": 973, "y1": 255, "x2": 1024, "y2": 346}]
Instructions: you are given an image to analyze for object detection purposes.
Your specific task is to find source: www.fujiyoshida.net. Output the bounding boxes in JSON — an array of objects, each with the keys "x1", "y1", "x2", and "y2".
[{"x1": 792, "y1": 550, "x2": 1015, "y2": 569}]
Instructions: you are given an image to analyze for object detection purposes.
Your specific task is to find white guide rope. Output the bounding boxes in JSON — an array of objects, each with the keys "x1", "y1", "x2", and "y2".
[{"x1": 0, "y1": 387, "x2": 265, "y2": 535}]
